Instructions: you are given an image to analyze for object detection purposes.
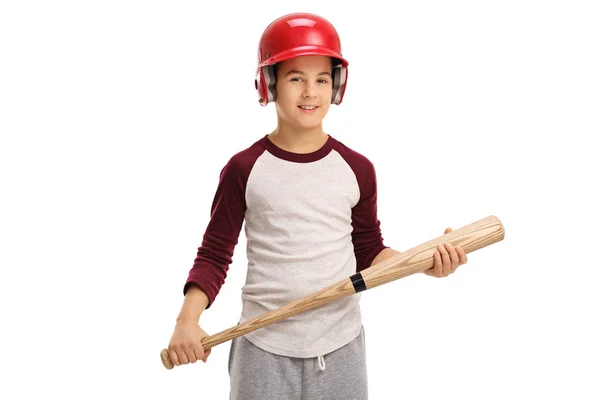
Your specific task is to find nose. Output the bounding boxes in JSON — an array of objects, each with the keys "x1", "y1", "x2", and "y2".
[{"x1": 302, "y1": 81, "x2": 317, "y2": 98}]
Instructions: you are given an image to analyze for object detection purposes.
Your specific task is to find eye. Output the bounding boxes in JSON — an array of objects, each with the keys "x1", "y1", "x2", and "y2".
[
  {"x1": 318, "y1": 79, "x2": 329, "y2": 84},
  {"x1": 290, "y1": 77, "x2": 303, "y2": 82}
]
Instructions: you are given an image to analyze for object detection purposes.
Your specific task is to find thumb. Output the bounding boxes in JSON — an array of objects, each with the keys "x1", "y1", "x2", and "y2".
[
  {"x1": 202, "y1": 349, "x2": 211, "y2": 363},
  {"x1": 444, "y1": 227, "x2": 453, "y2": 234}
]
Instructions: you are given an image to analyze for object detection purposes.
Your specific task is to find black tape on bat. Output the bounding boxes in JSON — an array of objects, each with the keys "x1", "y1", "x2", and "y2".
[{"x1": 350, "y1": 272, "x2": 367, "y2": 293}]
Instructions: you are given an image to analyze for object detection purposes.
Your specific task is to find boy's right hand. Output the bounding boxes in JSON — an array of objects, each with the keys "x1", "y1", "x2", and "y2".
[{"x1": 167, "y1": 321, "x2": 211, "y2": 366}]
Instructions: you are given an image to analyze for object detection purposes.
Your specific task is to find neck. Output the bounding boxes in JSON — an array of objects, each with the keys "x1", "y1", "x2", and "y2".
[{"x1": 268, "y1": 119, "x2": 328, "y2": 154}]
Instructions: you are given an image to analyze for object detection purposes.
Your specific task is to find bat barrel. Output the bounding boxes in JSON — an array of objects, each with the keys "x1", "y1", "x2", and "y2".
[{"x1": 361, "y1": 214, "x2": 504, "y2": 290}]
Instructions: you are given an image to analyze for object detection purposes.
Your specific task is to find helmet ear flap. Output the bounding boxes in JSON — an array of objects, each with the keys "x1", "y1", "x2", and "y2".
[
  {"x1": 256, "y1": 65, "x2": 277, "y2": 106},
  {"x1": 331, "y1": 63, "x2": 348, "y2": 105}
]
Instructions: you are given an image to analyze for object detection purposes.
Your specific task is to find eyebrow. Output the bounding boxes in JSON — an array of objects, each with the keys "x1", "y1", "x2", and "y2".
[{"x1": 284, "y1": 69, "x2": 331, "y2": 77}]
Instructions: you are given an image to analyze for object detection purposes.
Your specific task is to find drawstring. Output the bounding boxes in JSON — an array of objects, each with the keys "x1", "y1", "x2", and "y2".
[{"x1": 317, "y1": 354, "x2": 326, "y2": 371}]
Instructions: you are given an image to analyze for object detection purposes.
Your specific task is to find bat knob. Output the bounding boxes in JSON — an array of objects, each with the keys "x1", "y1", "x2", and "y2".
[{"x1": 160, "y1": 349, "x2": 174, "y2": 370}]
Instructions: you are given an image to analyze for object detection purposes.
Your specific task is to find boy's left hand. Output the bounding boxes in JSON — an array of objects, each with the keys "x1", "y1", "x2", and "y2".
[{"x1": 423, "y1": 227, "x2": 468, "y2": 278}]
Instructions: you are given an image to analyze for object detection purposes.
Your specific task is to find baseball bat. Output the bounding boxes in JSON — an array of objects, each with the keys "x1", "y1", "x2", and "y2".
[{"x1": 161, "y1": 214, "x2": 504, "y2": 369}]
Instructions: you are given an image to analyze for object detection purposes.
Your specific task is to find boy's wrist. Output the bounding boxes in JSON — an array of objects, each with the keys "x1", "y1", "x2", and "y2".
[
  {"x1": 176, "y1": 284, "x2": 209, "y2": 326},
  {"x1": 176, "y1": 315, "x2": 200, "y2": 326}
]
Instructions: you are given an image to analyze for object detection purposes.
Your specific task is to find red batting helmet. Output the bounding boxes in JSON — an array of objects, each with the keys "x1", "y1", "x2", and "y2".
[{"x1": 254, "y1": 13, "x2": 349, "y2": 106}]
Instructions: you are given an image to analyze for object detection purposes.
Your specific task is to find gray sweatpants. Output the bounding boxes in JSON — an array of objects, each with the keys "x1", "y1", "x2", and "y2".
[{"x1": 228, "y1": 326, "x2": 368, "y2": 400}]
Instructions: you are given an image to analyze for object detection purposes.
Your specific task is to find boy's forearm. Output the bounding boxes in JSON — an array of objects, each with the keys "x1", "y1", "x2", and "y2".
[
  {"x1": 176, "y1": 284, "x2": 210, "y2": 324},
  {"x1": 370, "y1": 247, "x2": 402, "y2": 266}
]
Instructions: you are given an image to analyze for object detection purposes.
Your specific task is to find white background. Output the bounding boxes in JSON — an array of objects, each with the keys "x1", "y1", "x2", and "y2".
[{"x1": 1, "y1": 1, "x2": 599, "y2": 399}]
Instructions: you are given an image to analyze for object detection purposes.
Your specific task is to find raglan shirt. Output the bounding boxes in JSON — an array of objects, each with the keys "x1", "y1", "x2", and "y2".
[{"x1": 184, "y1": 135, "x2": 388, "y2": 358}]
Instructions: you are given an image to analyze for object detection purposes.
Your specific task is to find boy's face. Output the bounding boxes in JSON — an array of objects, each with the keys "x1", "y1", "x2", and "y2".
[{"x1": 274, "y1": 55, "x2": 333, "y2": 131}]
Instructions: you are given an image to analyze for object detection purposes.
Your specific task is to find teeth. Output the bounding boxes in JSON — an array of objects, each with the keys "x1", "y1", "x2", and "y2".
[{"x1": 299, "y1": 106, "x2": 317, "y2": 110}]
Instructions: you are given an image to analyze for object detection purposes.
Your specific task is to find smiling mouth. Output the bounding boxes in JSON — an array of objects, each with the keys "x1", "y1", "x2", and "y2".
[{"x1": 298, "y1": 105, "x2": 319, "y2": 112}]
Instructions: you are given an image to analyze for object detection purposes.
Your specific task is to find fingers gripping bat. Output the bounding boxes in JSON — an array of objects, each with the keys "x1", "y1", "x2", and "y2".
[{"x1": 161, "y1": 215, "x2": 505, "y2": 369}]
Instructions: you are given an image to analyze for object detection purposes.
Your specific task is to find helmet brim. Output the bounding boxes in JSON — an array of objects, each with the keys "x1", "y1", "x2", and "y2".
[{"x1": 259, "y1": 46, "x2": 348, "y2": 68}]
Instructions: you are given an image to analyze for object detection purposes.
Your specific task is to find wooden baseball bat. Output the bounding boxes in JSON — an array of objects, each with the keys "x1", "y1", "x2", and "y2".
[{"x1": 161, "y1": 214, "x2": 504, "y2": 369}]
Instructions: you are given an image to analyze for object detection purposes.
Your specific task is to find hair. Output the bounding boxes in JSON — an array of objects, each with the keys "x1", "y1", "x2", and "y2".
[{"x1": 273, "y1": 57, "x2": 341, "y2": 81}]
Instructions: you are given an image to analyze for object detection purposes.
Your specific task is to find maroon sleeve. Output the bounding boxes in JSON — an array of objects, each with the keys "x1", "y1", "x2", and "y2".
[
  {"x1": 184, "y1": 143, "x2": 263, "y2": 308},
  {"x1": 335, "y1": 141, "x2": 389, "y2": 272}
]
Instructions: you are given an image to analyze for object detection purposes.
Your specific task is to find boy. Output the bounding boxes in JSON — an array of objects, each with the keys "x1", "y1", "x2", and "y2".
[{"x1": 167, "y1": 12, "x2": 467, "y2": 399}]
